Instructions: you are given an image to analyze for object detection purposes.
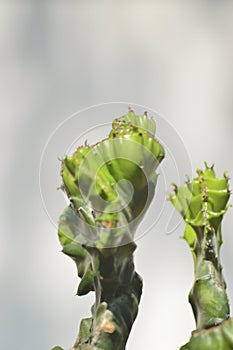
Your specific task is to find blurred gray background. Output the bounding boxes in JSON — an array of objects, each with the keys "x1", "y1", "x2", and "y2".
[{"x1": 1, "y1": 1, "x2": 233, "y2": 349}]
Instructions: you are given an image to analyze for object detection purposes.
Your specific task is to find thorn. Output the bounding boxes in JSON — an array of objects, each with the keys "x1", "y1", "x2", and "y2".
[
  {"x1": 171, "y1": 182, "x2": 178, "y2": 192},
  {"x1": 196, "y1": 168, "x2": 203, "y2": 176},
  {"x1": 59, "y1": 155, "x2": 67, "y2": 163},
  {"x1": 144, "y1": 111, "x2": 148, "y2": 116},
  {"x1": 204, "y1": 161, "x2": 214, "y2": 169},
  {"x1": 224, "y1": 171, "x2": 230, "y2": 180},
  {"x1": 57, "y1": 185, "x2": 64, "y2": 191},
  {"x1": 185, "y1": 175, "x2": 190, "y2": 184}
]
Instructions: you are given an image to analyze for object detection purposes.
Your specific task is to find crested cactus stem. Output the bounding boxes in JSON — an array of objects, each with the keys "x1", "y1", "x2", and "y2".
[
  {"x1": 72, "y1": 244, "x2": 143, "y2": 350},
  {"x1": 54, "y1": 110, "x2": 165, "y2": 350},
  {"x1": 170, "y1": 163, "x2": 233, "y2": 349}
]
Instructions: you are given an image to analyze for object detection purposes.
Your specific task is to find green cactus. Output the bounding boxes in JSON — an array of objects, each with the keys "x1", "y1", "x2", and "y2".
[
  {"x1": 53, "y1": 110, "x2": 165, "y2": 350},
  {"x1": 169, "y1": 163, "x2": 233, "y2": 349}
]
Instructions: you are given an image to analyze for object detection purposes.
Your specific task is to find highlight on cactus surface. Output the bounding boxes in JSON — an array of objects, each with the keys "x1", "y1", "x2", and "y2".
[
  {"x1": 169, "y1": 163, "x2": 233, "y2": 349},
  {"x1": 52, "y1": 110, "x2": 165, "y2": 350}
]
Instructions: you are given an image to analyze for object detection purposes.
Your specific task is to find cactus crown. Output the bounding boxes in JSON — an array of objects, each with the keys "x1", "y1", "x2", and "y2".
[
  {"x1": 170, "y1": 162, "x2": 230, "y2": 219},
  {"x1": 169, "y1": 162, "x2": 230, "y2": 252},
  {"x1": 59, "y1": 110, "x2": 165, "y2": 250}
]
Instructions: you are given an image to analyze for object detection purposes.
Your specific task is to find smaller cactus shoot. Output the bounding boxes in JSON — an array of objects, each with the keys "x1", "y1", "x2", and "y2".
[
  {"x1": 53, "y1": 110, "x2": 165, "y2": 350},
  {"x1": 169, "y1": 163, "x2": 233, "y2": 349}
]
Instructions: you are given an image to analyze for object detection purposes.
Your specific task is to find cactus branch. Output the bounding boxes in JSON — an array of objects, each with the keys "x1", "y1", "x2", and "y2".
[
  {"x1": 53, "y1": 111, "x2": 164, "y2": 350},
  {"x1": 170, "y1": 163, "x2": 233, "y2": 349}
]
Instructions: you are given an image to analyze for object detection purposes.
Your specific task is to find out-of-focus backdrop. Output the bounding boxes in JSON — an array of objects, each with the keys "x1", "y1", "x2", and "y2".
[{"x1": 1, "y1": 1, "x2": 233, "y2": 349}]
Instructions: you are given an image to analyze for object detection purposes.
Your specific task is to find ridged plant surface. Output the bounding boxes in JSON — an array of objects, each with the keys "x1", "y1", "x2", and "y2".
[
  {"x1": 53, "y1": 111, "x2": 164, "y2": 350},
  {"x1": 170, "y1": 164, "x2": 233, "y2": 349}
]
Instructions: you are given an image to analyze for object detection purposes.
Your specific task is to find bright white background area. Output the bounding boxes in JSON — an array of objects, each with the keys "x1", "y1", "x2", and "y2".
[{"x1": 1, "y1": 1, "x2": 233, "y2": 349}]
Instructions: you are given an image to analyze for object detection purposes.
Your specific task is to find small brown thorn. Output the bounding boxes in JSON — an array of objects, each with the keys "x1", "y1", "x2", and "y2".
[
  {"x1": 196, "y1": 168, "x2": 203, "y2": 176},
  {"x1": 171, "y1": 182, "x2": 178, "y2": 192}
]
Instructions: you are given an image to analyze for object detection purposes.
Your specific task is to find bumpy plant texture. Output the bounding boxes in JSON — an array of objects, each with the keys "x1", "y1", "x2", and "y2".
[
  {"x1": 170, "y1": 163, "x2": 233, "y2": 349},
  {"x1": 54, "y1": 111, "x2": 165, "y2": 350}
]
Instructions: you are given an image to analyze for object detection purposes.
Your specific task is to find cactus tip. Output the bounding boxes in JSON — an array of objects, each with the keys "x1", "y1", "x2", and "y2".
[
  {"x1": 196, "y1": 168, "x2": 203, "y2": 176},
  {"x1": 204, "y1": 161, "x2": 214, "y2": 169},
  {"x1": 171, "y1": 182, "x2": 178, "y2": 192},
  {"x1": 224, "y1": 171, "x2": 231, "y2": 181}
]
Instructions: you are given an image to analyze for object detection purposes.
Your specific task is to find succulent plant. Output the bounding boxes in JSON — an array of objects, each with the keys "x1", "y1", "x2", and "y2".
[
  {"x1": 53, "y1": 110, "x2": 165, "y2": 350},
  {"x1": 169, "y1": 163, "x2": 233, "y2": 349}
]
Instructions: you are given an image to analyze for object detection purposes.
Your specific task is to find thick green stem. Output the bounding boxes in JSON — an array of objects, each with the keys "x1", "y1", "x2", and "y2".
[
  {"x1": 73, "y1": 244, "x2": 142, "y2": 350},
  {"x1": 189, "y1": 228, "x2": 229, "y2": 330}
]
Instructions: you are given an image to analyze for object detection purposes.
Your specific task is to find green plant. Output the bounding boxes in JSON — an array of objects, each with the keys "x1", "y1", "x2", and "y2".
[
  {"x1": 52, "y1": 110, "x2": 165, "y2": 350},
  {"x1": 169, "y1": 163, "x2": 233, "y2": 349}
]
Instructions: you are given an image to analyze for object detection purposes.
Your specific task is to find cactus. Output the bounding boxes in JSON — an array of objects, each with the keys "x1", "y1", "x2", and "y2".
[
  {"x1": 169, "y1": 163, "x2": 233, "y2": 349},
  {"x1": 53, "y1": 110, "x2": 165, "y2": 350}
]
